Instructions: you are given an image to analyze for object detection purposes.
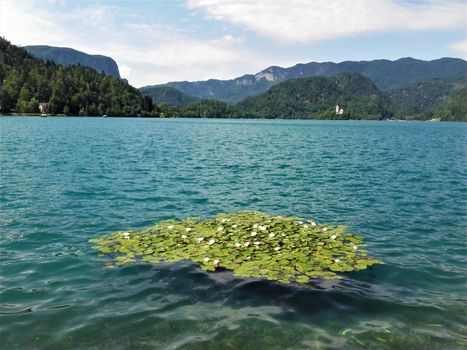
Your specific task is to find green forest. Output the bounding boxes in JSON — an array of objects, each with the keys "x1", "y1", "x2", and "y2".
[
  {"x1": 235, "y1": 73, "x2": 392, "y2": 119},
  {"x1": 0, "y1": 38, "x2": 143, "y2": 116},
  {"x1": 386, "y1": 72, "x2": 466, "y2": 120},
  {"x1": 1, "y1": 37, "x2": 465, "y2": 121}
]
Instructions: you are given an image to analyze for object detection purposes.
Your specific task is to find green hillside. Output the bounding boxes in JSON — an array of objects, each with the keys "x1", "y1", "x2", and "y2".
[
  {"x1": 0, "y1": 38, "x2": 142, "y2": 116},
  {"x1": 1, "y1": 38, "x2": 465, "y2": 121},
  {"x1": 387, "y1": 72, "x2": 466, "y2": 119},
  {"x1": 152, "y1": 57, "x2": 466, "y2": 103},
  {"x1": 235, "y1": 73, "x2": 392, "y2": 119},
  {"x1": 435, "y1": 87, "x2": 467, "y2": 122},
  {"x1": 139, "y1": 85, "x2": 200, "y2": 108}
]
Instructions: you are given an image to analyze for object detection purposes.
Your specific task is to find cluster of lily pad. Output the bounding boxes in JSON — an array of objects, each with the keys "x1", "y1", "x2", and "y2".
[{"x1": 89, "y1": 211, "x2": 382, "y2": 284}]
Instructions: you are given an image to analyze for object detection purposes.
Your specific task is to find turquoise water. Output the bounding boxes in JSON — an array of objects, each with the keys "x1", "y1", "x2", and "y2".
[{"x1": 1, "y1": 117, "x2": 466, "y2": 349}]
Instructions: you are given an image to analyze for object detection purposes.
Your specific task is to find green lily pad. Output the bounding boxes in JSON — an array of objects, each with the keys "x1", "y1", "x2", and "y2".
[{"x1": 89, "y1": 211, "x2": 383, "y2": 284}]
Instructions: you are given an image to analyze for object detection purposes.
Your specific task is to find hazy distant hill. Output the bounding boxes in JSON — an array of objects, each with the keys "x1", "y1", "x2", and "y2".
[
  {"x1": 139, "y1": 85, "x2": 200, "y2": 108},
  {"x1": 435, "y1": 86, "x2": 467, "y2": 122},
  {"x1": 236, "y1": 72, "x2": 392, "y2": 119},
  {"x1": 143, "y1": 57, "x2": 466, "y2": 103},
  {"x1": 25, "y1": 45, "x2": 120, "y2": 78},
  {"x1": 387, "y1": 71, "x2": 467, "y2": 119}
]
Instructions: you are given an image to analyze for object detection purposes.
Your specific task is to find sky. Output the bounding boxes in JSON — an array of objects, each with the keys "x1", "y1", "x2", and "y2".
[{"x1": 0, "y1": 0, "x2": 465, "y2": 87}]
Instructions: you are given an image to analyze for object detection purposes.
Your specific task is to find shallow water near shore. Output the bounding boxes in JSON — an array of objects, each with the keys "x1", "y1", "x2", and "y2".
[{"x1": 1, "y1": 117, "x2": 466, "y2": 349}]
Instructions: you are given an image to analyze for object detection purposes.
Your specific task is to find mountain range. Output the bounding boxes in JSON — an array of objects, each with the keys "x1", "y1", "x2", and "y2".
[
  {"x1": 1, "y1": 37, "x2": 465, "y2": 121},
  {"x1": 142, "y1": 57, "x2": 466, "y2": 104},
  {"x1": 24, "y1": 45, "x2": 120, "y2": 78}
]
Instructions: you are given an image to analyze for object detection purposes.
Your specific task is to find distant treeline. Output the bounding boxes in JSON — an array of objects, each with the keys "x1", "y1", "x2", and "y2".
[
  {"x1": 149, "y1": 73, "x2": 466, "y2": 122},
  {"x1": 1, "y1": 37, "x2": 465, "y2": 121}
]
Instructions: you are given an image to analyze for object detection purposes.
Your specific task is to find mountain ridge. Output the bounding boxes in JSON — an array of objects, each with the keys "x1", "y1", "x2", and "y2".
[
  {"x1": 139, "y1": 85, "x2": 200, "y2": 108},
  {"x1": 235, "y1": 72, "x2": 392, "y2": 119},
  {"x1": 1, "y1": 37, "x2": 464, "y2": 121},
  {"x1": 142, "y1": 57, "x2": 467, "y2": 103},
  {"x1": 25, "y1": 45, "x2": 121, "y2": 78}
]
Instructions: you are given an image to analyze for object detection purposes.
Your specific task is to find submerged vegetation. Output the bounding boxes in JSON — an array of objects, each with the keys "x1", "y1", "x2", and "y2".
[{"x1": 90, "y1": 211, "x2": 382, "y2": 284}]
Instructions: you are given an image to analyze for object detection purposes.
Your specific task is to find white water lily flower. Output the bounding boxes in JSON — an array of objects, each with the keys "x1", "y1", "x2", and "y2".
[
  {"x1": 268, "y1": 233, "x2": 275, "y2": 238},
  {"x1": 251, "y1": 231, "x2": 258, "y2": 236},
  {"x1": 253, "y1": 224, "x2": 258, "y2": 228},
  {"x1": 213, "y1": 259, "x2": 220, "y2": 265},
  {"x1": 167, "y1": 225, "x2": 174, "y2": 229},
  {"x1": 254, "y1": 241, "x2": 261, "y2": 245},
  {"x1": 334, "y1": 259, "x2": 340, "y2": 263},
  {"x1": 322, "y1": 227, "x2": 328, "y2": 232},
  {"x1": 186, "y1": 228, "x2": 192, "y2": 232},
  {"x1": 246, "y1": 256, "x2": 251, "y2": 260},
  {"x1": 244, "y1": 242, "x2": 250, "y2": 247},
  {"x1": 303, "y1": 224, "x2": 309, "y2": 228},
  {"x1": 217, "y1": 227, "x2": 224, "y2": 231},
  {"x1": 232, "y1": 224, "x2": 238, "y2": 228},
  {"x1": 208, "y1": 239, "x2": 215, "y2": 245},
  {"x1": 235, "y1": 242, "x2": 241, "y2": 248},
  {"x1": 197, "y1": 237, "x2": 204, "y2": 242},
  {"x1": 221, "y1": 218, "x2": 227, "y2": 223},
  {"x1": 258, "y1": 225, "x2": 266, "y2": 231},
  {"x1": 330, "y1": 234, "x2": 337, "y2": 240},
  {"x1": 311, "y1": 222, "x2": 317, "y2": 226},
  {"x1": 122, "y1": 232, "x2": 130, "y2": 236},
  {"x1": 274, "y1": 247, "x2": 281, "y2": 251},
  {"x1": 203, "y1": 257, "x2": 210, "y2": 262},
  {"x1": 298, "y1": 221, "x2": 304, "y2": 224},
  {"x1": 124, "y1": 236, "x2": 130, "y2": 240},
  {"x1": 181, "y1": 234, "x2": 187, "y2": 239},
  {"x1": 353, "y1": 245, "x2": 358, "y2": 250}
]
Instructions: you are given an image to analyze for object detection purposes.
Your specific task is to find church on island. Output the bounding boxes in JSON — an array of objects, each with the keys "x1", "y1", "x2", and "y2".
[{"x1": 335, "y1": 105, "x2": 344, "y2": 115}]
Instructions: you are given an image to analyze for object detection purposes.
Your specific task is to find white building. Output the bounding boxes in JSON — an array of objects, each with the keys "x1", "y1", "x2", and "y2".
[
  {"x1": 335, "y1": 105, "x2": 344, "y2": 115},
  {"x1": 39, "y1": 102, "x2": 48, "y2": 113}
]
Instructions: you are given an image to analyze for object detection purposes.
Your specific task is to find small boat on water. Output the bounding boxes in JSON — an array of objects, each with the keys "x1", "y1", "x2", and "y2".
[
  {"x1": 40, "y1": 113, "x2": 47, "y2": 118},
  {"x1": 102, "y1": 114, "x2": 108, "y2": 118}
]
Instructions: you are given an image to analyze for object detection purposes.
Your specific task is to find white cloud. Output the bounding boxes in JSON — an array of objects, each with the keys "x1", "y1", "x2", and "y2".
[
  {"x1": 449, "y1": 39, "x2": 467, "y2": 58},
  {"x1": 2, "y1": 0, "x2": 461, "y2": 87},
  {"x1": 0, "y1": 1, "x2": 67, "y2": 46},
  {"x1": 187, "y1": 0, "x2": 466, "y2": 43},
  {"x1": 0, "y1": 0, "x2": 286, "y2": 86},
  {"x1": 119, "y1": 64, "x2": 131, "y2": 78}
]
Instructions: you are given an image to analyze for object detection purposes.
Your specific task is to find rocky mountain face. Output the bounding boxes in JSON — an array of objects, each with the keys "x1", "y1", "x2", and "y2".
[
  {"x1": 144, "y1": 57, "x2": 466, "y2": 103},
  {"x1": 25, "y1": 45, "x2": 120, "y2": 78}
]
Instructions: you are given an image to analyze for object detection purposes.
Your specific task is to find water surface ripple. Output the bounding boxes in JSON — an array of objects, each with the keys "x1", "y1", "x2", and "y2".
[{"x1": 1, "y1": 117, "x2": 466, "y2": 349}]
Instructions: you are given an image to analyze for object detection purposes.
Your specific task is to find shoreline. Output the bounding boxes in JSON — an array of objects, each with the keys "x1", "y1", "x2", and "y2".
[{"x1": 0, "y1": 114, "x2": 453, "y2": 122}]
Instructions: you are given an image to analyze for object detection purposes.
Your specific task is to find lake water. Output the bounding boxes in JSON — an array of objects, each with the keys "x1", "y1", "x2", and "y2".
[{"x1": 1, "y1": 117, "x2": 466, "y2": 349}]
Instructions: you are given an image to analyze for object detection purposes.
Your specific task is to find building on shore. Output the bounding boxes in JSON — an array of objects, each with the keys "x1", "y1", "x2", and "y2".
[
  {"x1": 335, "y1": 105, "x2": 344, "y2": 115},
  {"x1": 39, "y1": 102, "x2": 48, "y2": 113}
]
